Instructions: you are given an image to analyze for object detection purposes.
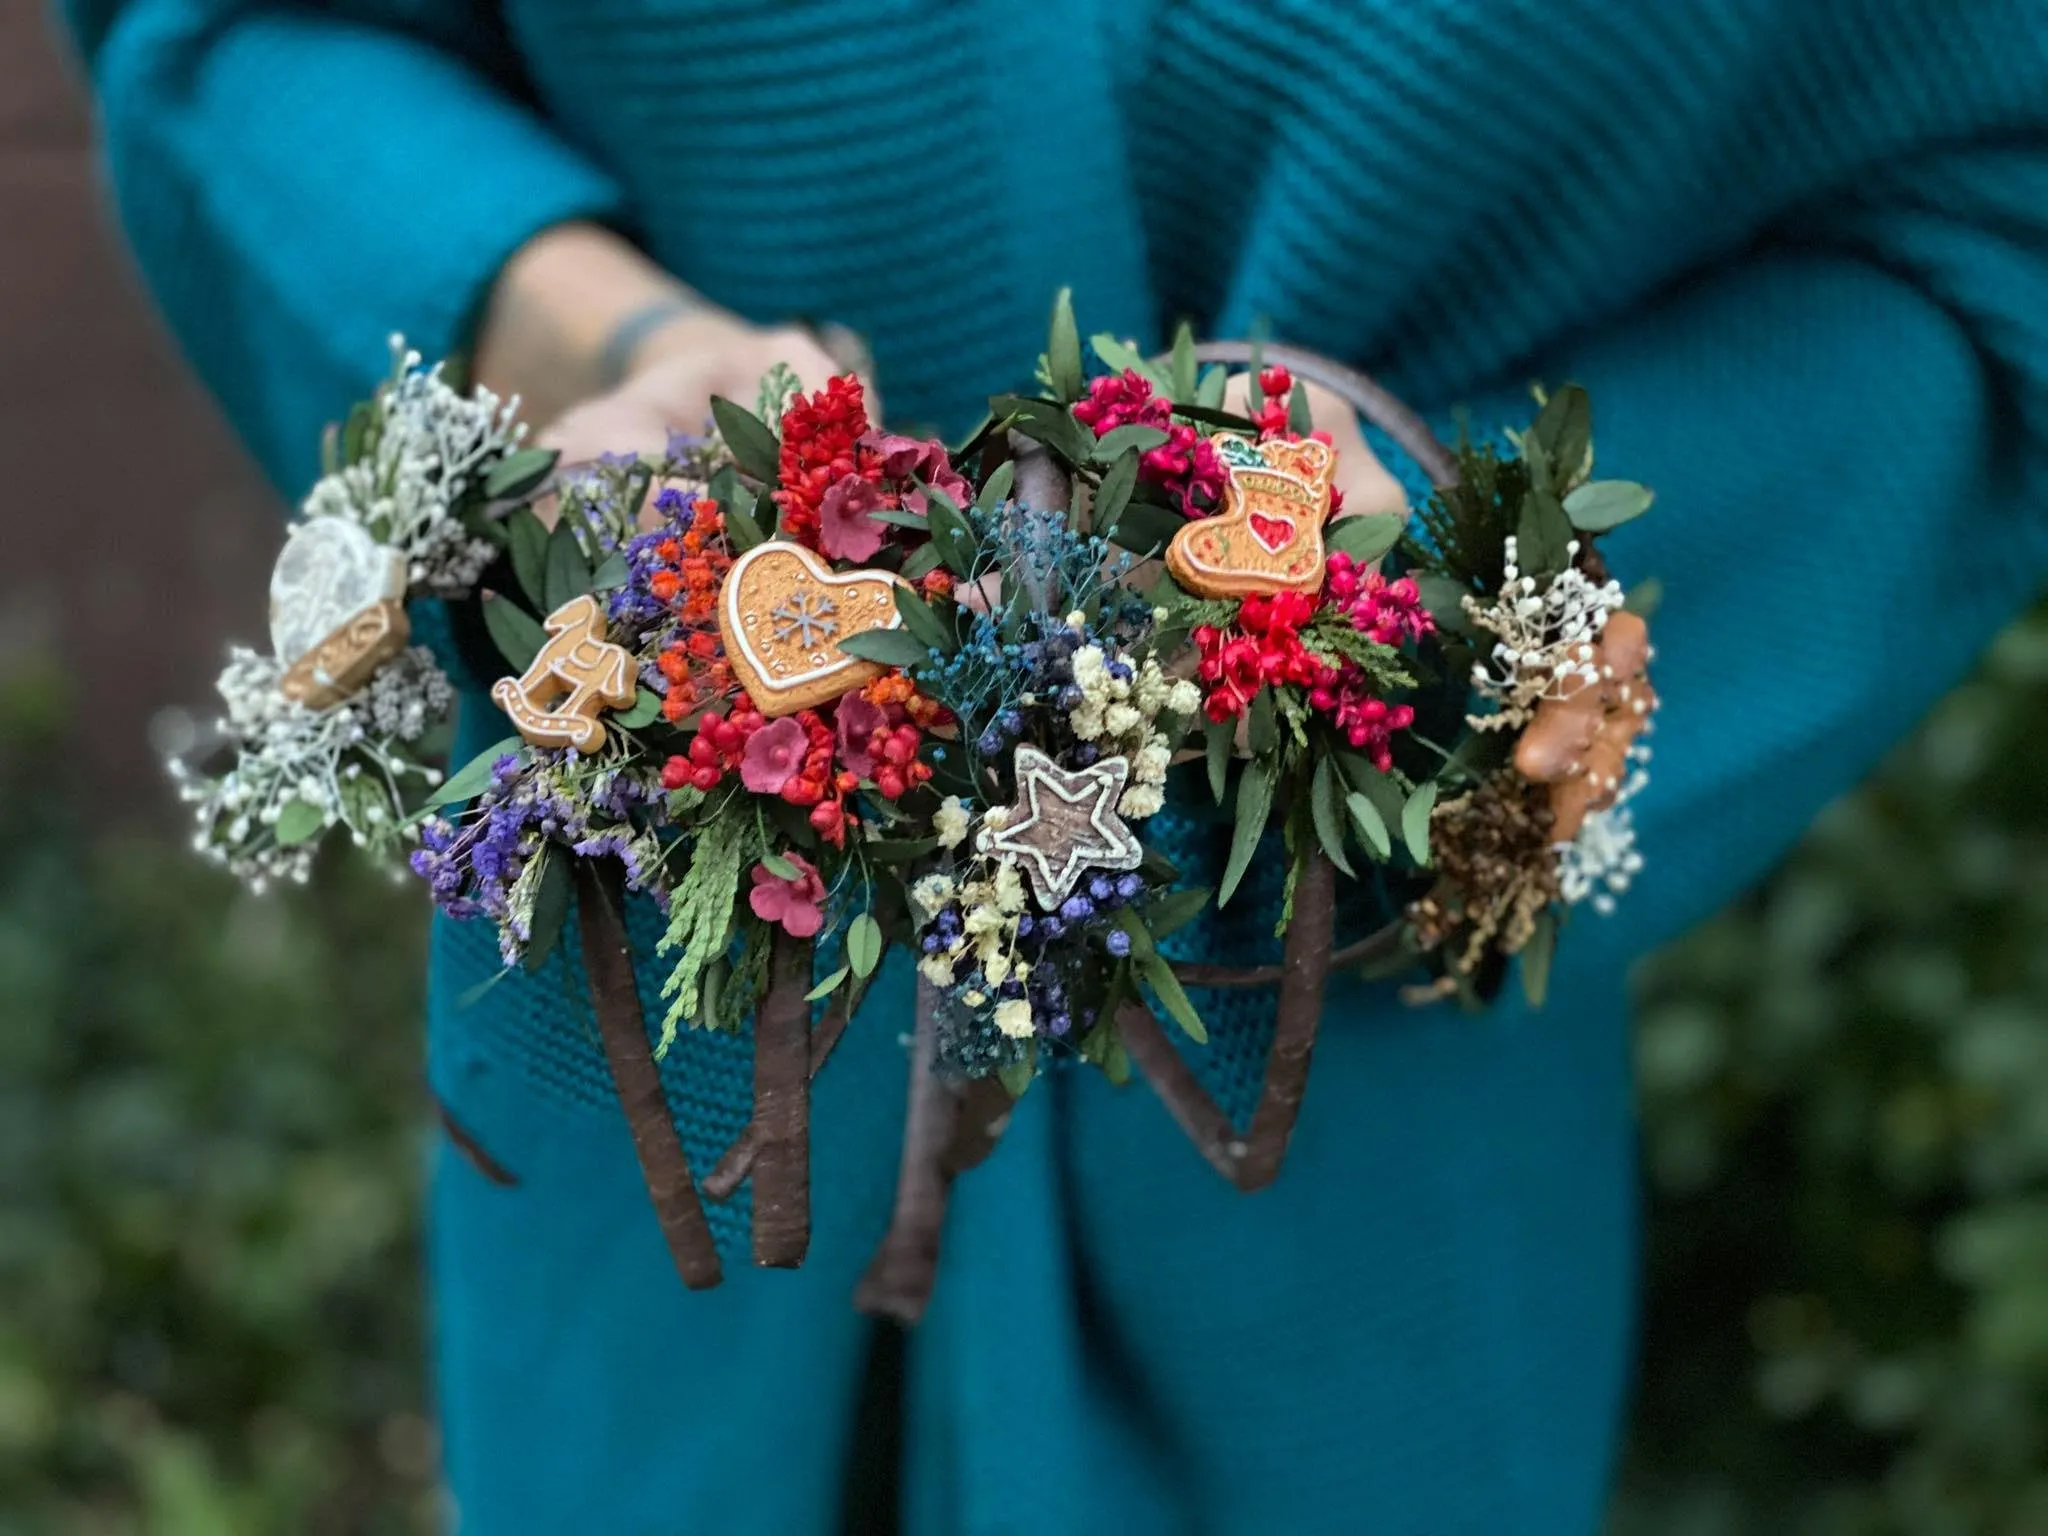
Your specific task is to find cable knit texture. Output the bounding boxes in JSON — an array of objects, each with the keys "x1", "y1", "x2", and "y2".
[{"x1": 57, "y1": 1, "x2": 2048, "y2": 1531}]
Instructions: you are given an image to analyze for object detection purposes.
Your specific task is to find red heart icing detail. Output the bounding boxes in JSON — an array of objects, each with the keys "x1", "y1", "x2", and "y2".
[{"x1": 1248, "y1": 513, "x2": 1295, "y2": 553}]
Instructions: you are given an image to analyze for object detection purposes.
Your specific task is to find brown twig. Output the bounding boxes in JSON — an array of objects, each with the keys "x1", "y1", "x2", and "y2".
[
  {"x1": 702, "y1": 976, "x2": 866, "y2": 1202},
  {"x1": 573, "y1": 857, "x2": 724, "y2": 1290},
  {"x1": 855, "y1": 980, "x2": 969, "y2": 1325},
  {"x1": 747, "y1": 931, "x2": 812, "y2": 1267},
  {"x1": 1119, "y1": 852, "x2": 1341, "y2": 1191},
  {"x1": 1169, "y1": 920, "x2": 1406, "y2": 989}
]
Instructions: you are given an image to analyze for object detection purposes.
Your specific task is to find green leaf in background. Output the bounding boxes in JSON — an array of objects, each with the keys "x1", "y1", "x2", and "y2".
[
  {"x1": 1345, "y1": 789, "x2": 1392, "y2": 860},
  {"x1": 975, "y1": 459, "x2": 1015, "y2": 514},
  {"x1": 1219, "y1": 758, "x2": 1275, "y2": 907},
  {"x1": 1519, "y1": 908, "x2": 1556, "y2": 1008},
  {"x1": 1168, "y1": 402, "x2": 1261, "y2": 432},
  {"x1": 900, "y1": 543, "x2": 945, "y2": 581},
  {"x1": 484, "y1": 446, "x2": 559, "y2": 502},
  {"x1": 1091, "y1": 424, "x2": 1171, "y2": 462},
  {"x1": 922, "y1": 485, "x2": 977, "y2": 575},
  {"x1": 1046, "y1": 287, "x2": 1084, "y2": 404},
  {"x1": 1195, "y1": 364, "x2": 1228, "y2": 410},
  {"x1": 1289, "y1": 381, "x2": 1314, "y2": 436},
  {"x1": 805, "y1": 965, "x2": 850, "y2": 1003},
  {"x1": 862, "y1": 835, "x2": 940, "y2": 864},
  {"x1": 1515, "y1": 489, "x2": 1575, "y2": 580},
  {"x1": 998, "y1": 1050, "x2": 1038, "y2": 1099},
  {"x1": 589, "y1": 550, "x2": 630, "y2": 591},
  {"x1": 427, "y1": 736, "x2": 522, "y2": 809},
  {"x1": 838, "y1": 629, "x2": 928, "y2": 667},
  {"x1": 1247, "y1": 686, "x2": 1278, "y2": 755},
  {"x1": 893, "y1": 585, "x2": 958, "y2": 654},
  {"x1": 1564, "y1": 479, "x2": 1655, "y2": 533},
  {"x1": 1401, "y1": 780, "x2": 1437, "y2": 866},
  {"x1": 722, "y1": 499, "x2": 768, "y2": 552},
  {"x1": 1088, "y1": 333, "x2": 1171, "y2": 391},
  {"x1": 1142, "y1": 886, "x2": 1212, "y2": 940},
  {"x1": 522, "y1": 848, "x2": 571, "y2": 974},
  {"x1": 482, "y1": 593, "x2": 546, "y2": 671},
  {"x1": 1310, "y1": 758, "x2": 1357, "y2": 875},
  {"x1": 1526, "y1": 384, "x2": 1591, "y2": 492},
  {"x1": 1623, "y1": 576, "x2": 1664, "y2": 619},
  {"x1": 1170, "y1": 322, "x2": 1198, "y2": 403},
  {"x1": 1328, "y1": 512, "x2": 1408, "y2": 565},
  {"x1": 1104, "y1": 501, "x2": 1185, "y2": 556},
  {"x1": 614, "y1": 688, "x2": 663, "y2": 730},
  {"x1": 1092, "y1": 449, "x2": 1140, "y2": 539},
  {"x1": 710, "y1": 396, "x2": 782, "y2": 483},
  {"x1": 272, "y1": 799, "x2": 326, "y2": 847},
  {"x1": 989, "y1": 395, "x2": 1098, "y2": 467},
  {"x1": 1412, "y1": 571, "x2": 1477, "y2": 635},
  {"x1": 760, "y1": 853, "x2": 800, "y2": 881},
  {"x1": 1205, "y1": 715, "x2": 1233, "y2": 803},
  {"x1": 505, "y1": 506, "x2": 550, "y2": 610},
  {"x1": 1139, "y1": 953, "x2": 1209, "y2": 1044},
  {"x1": 542, "y1": 519, "x2": 593, "y2": 613},
  {"x1": 847, "y1": 913, "x2": 884, "y2": 979},
  {"x1": 340, "y1": 401, "x2": 374, "y2": 468}
]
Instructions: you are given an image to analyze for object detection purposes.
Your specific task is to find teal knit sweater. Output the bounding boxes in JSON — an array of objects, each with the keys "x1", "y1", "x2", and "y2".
[{"x1": 58, "y1": 2, "x2": 2048, "y2": 1531}]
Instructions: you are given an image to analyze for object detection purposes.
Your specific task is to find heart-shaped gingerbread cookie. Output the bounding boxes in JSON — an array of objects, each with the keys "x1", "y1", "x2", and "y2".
[
  {"x1": 718, "y1": 541, "x2": 912, "y2": 717},
  {"x1": 1165, "y1": 435, "x2": 1335, "y2": 599}
]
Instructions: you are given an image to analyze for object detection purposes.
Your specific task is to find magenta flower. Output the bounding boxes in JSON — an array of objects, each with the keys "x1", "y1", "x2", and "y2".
[
  {"x1": 833, "y1": 692, "x2": 886, "y2": 777},
  {"x1": 818, "y1": 474, "x2": 890, "y2": 563},
  {"x1": 749, "y1": 853, "x2": 826, "y2": 938},
  {"x1": 740, "y1": 717, "x2": 808, "y2": 794}
]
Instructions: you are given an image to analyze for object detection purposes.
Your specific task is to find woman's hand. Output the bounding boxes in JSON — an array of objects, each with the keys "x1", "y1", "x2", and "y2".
[{"x1": 537, "y1": 314, "x2": 851, "y2": 464}]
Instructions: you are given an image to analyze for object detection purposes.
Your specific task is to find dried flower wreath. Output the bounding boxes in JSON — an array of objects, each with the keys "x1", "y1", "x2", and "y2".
[{"x1": 172, "y1": 297, "x2": 1659, "y2": 1319}]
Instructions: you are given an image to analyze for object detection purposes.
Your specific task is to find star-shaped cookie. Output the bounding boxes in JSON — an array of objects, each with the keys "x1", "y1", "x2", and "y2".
[{"x1": 982, "y1": 746, "x2": 1144, "y2": 908}]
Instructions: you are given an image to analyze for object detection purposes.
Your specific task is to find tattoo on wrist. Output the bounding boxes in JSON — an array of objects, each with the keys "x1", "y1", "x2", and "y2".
[{"x1": 598, "y1": 296, "x2": 705, "y2": 389}]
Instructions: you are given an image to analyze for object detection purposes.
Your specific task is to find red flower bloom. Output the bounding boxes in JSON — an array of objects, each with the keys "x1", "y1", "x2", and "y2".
[{"x1": 773, "y1": 375, "x2": 871, "y2": 548}]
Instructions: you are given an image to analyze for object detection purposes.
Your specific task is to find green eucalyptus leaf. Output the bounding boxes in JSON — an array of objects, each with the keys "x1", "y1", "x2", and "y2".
[
  {"x1": 1105, "y1": 501, "x2": 1185, "y2": 556},
  {"x1": 589, "y1": 550, "x2": 630, "y2": 591},
  {"x1": 1205, "y1": 715, "x2": 1233, "y2": 803},
  {"x1": 1047, "y1": 287, "x2": 1084, "y2": 404},
  {"x1": 975, "y1": 459, "x2": 1016, "y2": 514},
  {"x1": 484, "y1": 446, "x2": 558, "y2": 502},
  {"x1": 428, "y1": 736, "x2": 524, "y2": 809},
  {"x1": 805, "y1": 965, "x2": 850, "y2": 1003},
  {"x1": 1093, "y1": 449, "x2": 1140, "y2": 539},
  {"x1": 1247, "y1": 687, "x2": 1278, "y2": 755},
  {"x1": 1288, "y1": 381, "x2": 1314, "y2": 436},
  {"x1": 1170, "y1": 322, "x2": 1198, "y2": 403},
  {"x1": 522, "y1": 849, "x2": 571, "y2": 974},
  {"x1": 482, "y1": 594, "x2": 546, "y2": 672},
  {"x1": 709, "y1": 396, "x2": 781, "y2": 483},
  {"x1": 901, "y1": 543, "x2": 945, "y2": 580},
  {"x1": 893, "y1": 587, "x2": 958, "y2": 654},
  {"x1": 614, "y1": 688, "x2": 664, "y2": 730},
  {"x1": 1327, "y1": 512, "x2": 1407, "y2": 565},
  {"x1": 998, "y1": 1050, "x2": 1037, "y2": 1099},
  {"x1": 838, "y1": 629, "x2": 928, "y2": 667},
  {"x1": 1310, "y1": 758, "x2": 1357, "y2": 875},
  {"x1": 1528, "y1": 385, "x2": 1591, "y2": 491},
  {"x1": 1142, "y1": 885, "x2": 1212, "y2": 940},
  {"x1": 506, "y1": 507, "x2": 550, "y2": 610},
  {"x1": 1195, "y1": 365, "x2": 1227, "y2": 410},
  {"x1": 1139, "y1": 953, "x2": 1209, "y2": 1044},
  {"x1": 1088, "y1": 333, "x2": 1171, "y2": 390},
  {"x1": 989, "y1": 395, "x2": 1097, "y2": 467},
  {"x1": 1413, "y1": 572, "x2": 1477, "y2": 635},
  {"x1": 862, "y1": 835, "x2": 940, "y2": 864},
  {"x1": 1091, "y1": 424, "x2": 1170, "y2": 462},
  {"x1": 1219, "y1": 759, "x2": 1275, "y2": 908},
  {"x1": 722, "y1": 500, "x2": 768, "y2": 552},
  {"x1": 1623, "y1": 576, "x2": 1664, "y2": 620},
  {"x1": 1345, "y1": 790, "x2": 1392, "y2": 860},
  {"x1": 543, "y1": 520, "x2": 593, "y2": 612},
  {"x1": 847, "y1": 913, "x2": 884, "y2": 978},
  {"x1": 272, "y1": 799, "x2": 327, "y2": 846},
  {"x1": 1520, "y1": 909, "x2": 1557, "y2": 1008},
  {"x1": 1169, "y1": 402, "x2": 1260, "y2": 432},
  {"x1": 1515, "y1": 490, "x2": 1574, "y2": 581},
  {"x1": 1563, "y1": 480, "x2": 1654, "y2": 532},
  {"x1": 1401, "y1": 781, "x2": 1438, "y2": 866}
]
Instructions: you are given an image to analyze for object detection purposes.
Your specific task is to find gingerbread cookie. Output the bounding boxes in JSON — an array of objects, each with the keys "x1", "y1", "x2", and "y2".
[
  {"x1": 1164, "y1": 434, "x2": 1334, "y2": 599},
  {"x1": 718, "y1": 541, "x2": 911, "y2": 718},
  {"x1": 269, "y1": 517, "x2": 410, "y2": 708},
  {"x1": 1513, "y1": 609, "x2": 1656, "y2": 841},
  {"x1": 491, "y1": 593, "x2": 638, "y2": 752},
  {"x1": 979, "y1": 747, "x2": 1144, "y2": 908}
]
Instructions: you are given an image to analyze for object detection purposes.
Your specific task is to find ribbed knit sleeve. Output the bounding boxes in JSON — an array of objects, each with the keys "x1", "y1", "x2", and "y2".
[
  {"x1": 56, "y1": 0, "x2": 624, "y2": 494},
  {"x1": 1511, "y1": 143, "x2": 2048, "y2": 972}
]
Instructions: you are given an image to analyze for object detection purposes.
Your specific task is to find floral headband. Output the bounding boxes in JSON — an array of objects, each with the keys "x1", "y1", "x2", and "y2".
[{"x1": 172, "y1": 298, "x2": 1658, "y2": 1318}]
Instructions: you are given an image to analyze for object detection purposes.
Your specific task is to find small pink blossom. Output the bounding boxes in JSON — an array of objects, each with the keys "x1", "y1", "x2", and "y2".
[
  {"x1": 740, "y1": 717, "x2": 808, "y2": 794},
  {"x1": 749, "y1": 853, "x2": 826, "y2": 938},
  {"x1": 1073, "y1": 370, "x2": 1166, "y2": 435},
  {"x1": 833, "y1": 692, "x2": 886, "y2": 777},
  {"x1": 817, "y1": 474, "x2": 890, "y2": 563},
  {"x1": 862, "y1": 432, "x2": 973, "y2": 517}
]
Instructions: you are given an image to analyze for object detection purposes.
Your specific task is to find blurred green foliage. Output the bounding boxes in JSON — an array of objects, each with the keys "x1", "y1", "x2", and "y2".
[
  {"x1": 1616, "y1": 605, "x2": 2048, "y2": 1535},
  {"x1": 0, "y1": 659, "x2": 435, "y2": 1534},
  {"x1": 0, "y1": 607, "x2": 2042, "y2": 1532}
]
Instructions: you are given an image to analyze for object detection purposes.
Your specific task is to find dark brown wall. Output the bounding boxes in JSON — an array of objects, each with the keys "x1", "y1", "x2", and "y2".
[{"x1": 1, "y1": 9, "x2": 279, "y2": 812}]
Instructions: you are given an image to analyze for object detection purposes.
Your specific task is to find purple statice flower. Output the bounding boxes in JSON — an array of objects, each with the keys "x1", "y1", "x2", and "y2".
[{"x1": 605, "y1": 486, "x2": 699, "y2": 638}]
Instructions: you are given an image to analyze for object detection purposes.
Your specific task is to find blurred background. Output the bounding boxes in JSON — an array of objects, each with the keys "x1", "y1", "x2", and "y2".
[{"x1": 4, "y1": 9, "x2": 2046, "y2": 1533}]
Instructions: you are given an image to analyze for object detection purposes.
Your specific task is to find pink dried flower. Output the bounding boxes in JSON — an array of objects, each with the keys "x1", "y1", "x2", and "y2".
[
  {"x1": 861, "y1": 432, "x2": 972, "y2": 516},
  {"x1": 833, "y1": 693, "x2": 886, "y2": 777},
  {"x1": 748, "y1": 853, "x2": 826, "y2": 938},
  {"x1": 817, "y1": 474, "x2": 890, "y2": 563},
  {"x1": 740, "y1": 717, "x2": 808, "y2": 794}
]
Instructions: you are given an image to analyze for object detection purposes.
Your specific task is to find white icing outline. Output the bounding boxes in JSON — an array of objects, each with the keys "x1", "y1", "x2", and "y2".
[
  {"x1": 719, "y1": 541, "x2": 908, "y2": 708},
  {"x1": 984, "y1": 745, "x2": 1144, "y2": 906}
]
